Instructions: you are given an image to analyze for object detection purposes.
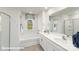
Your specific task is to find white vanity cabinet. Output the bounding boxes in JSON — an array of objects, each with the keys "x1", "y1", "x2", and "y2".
[
  {"x1": 46, "y1": 38, "x2": 67, "y2": 51},
  {"x1": 46, "y1": 40, "x2": 56, "y2": 51},
  {"x1": 40, "y1": 36, "x2": 48, "y2": 51},
  {"x1": 40, "y1": 34, "x2": 67, "y2": 51}
]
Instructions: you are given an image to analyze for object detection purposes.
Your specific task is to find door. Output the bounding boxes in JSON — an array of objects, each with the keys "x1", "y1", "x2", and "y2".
[{"x1": 0, "y1": 13, "x2": 10, "y2": 51}]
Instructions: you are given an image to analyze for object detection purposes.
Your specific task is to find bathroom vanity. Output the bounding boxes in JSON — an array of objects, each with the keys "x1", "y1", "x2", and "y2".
[{"x1": 39, "y1": 32, "x2": 79, "y2": 51}]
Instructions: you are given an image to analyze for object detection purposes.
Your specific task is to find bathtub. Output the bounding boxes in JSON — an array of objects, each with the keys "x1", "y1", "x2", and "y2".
[{"x1": 19, "y1": 31, "x2": 41, "y2": 48}]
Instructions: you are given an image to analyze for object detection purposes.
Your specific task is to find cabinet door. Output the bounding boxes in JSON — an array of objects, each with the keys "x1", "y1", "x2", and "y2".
[
  {"x1": 46, "y1": 38, "x2": 66, "y2": 51},
  {"x1": 46, "y1": 41, "x2": 56, "y2": 51},
  {"x1": 46, "y1": 38, "x2": 57, "y2": 51},
  {"x1": 40, "y1": 37, "x2": 47, "y2": 51},
  {"x1": 41, "y1": 36, "x2": 56, "y2": 51}
]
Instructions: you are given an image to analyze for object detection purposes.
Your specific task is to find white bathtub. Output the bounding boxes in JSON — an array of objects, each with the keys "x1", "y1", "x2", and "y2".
[{"x1": 19, "y1": 31, "x2": 41, "y2": 48}]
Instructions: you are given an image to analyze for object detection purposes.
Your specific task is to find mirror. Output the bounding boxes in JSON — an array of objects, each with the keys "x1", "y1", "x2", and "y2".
[
  {"x1": 49, "y1": 15, "x2": 74, "y2": 36},
  {"x1": 49, "y1": 16, "x2": 58, "y2": 33},
  {"x1": 47, "y1": 8, "x2": 79, "y2": 37},
  {"x1": 53, "y1": 20, "x2": 58, "y2": 32}
]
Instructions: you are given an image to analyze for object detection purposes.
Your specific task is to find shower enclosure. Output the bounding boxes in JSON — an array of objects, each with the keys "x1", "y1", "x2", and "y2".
[{"x1": 0, "y1": 12, "x2": 10, "y2": 51}]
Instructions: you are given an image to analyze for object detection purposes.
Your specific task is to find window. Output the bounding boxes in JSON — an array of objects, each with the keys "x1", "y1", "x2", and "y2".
[
  {"x1": 27, "y1": 20, "x2": 33, "y2": 30},
  {"x1": 25, "y1": 14, "x2": 34, "y2": 30}
]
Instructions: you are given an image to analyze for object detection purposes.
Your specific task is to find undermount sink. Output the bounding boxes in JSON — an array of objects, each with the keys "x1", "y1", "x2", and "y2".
[{"x1": 55, "y1": 35, "x2": 72, "y2": 44}]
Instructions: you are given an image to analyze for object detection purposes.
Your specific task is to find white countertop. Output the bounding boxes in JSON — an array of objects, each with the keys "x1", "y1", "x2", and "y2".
[{"x1": 39, "y1": 32, "x2": 79, "y2": 51}]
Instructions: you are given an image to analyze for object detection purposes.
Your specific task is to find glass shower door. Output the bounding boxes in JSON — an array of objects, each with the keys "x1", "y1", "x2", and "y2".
[{"x1": 0, "y1": 13, "x2": 10, "y2": 51}]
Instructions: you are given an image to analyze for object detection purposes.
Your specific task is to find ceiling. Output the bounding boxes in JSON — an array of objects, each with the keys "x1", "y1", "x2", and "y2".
[
  {"x1": 10, "y1": 7, "x2": 46, "y2": 14},
  {"x1": 7, "y1": 7, "x2": 52, "y2": 14}
]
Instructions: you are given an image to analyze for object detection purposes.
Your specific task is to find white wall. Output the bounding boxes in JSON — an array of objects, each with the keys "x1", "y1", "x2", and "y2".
[
  {"x1": 38, "y1": 10, "x2": 49, "y2": 32},
  {"x1": 37, "y1": 12, "x2": 43, "y2": 32},
  {"x1": 0, "y1": 8, "x2": 21, "y2": 50}
]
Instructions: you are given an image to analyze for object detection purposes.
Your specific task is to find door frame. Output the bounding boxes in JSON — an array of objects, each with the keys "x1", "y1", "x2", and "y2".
[{"x1": 0, "y1": 11, "x2": 11, "y2": 51}]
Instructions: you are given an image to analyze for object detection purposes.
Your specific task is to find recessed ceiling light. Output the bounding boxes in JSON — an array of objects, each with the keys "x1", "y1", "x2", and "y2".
[
  {"x1": 45, "y1": 7, "x2": 48, "y2": 10},
  {"x1": 29, "y1": 12, "x2": 33, "y2": 14}
]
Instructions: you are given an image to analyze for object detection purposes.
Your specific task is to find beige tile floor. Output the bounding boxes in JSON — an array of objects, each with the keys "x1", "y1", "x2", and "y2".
[{"x1": 21, "y1": 44, "x2": 44, "y2": 51}]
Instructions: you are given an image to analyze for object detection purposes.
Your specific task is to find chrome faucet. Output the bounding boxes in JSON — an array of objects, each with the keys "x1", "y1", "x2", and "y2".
[
  {"x1": 63, "y1": 35, "x2": 70, "y2": 40},
  {"x1": 44, "y1": 30, "x2": 49, "y2": 34},
  {"x1": 63, "y1": 35, "x2": 66, "y2": 40}
]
